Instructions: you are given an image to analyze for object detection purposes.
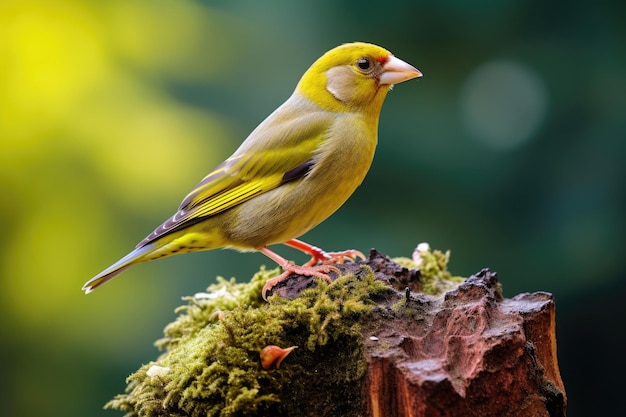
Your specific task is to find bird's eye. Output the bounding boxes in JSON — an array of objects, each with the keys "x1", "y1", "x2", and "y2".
[{"x1": 357, "y1": 58, "x2": 372, "y2": 71}]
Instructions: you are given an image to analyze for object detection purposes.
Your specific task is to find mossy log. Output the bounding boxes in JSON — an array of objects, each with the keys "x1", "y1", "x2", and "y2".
[{"x1": 107, "y1": 247, "x2": 566, "y2": 417}]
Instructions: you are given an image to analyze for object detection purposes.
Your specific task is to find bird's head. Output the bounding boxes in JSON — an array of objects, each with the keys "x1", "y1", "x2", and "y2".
[{"x1": 296, "y1": 42, "x2": 422, "y2": 113}]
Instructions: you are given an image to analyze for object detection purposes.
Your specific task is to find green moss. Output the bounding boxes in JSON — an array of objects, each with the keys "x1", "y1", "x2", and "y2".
[
  {"x1": 106, "y1": 246, "x2": 462, "y2": 417},
  {"x1": 393, "y1": 247, "x2": 464, "y2": 295},
  {"x1": 107, "y1": 265, "x2": 389, "y2": 417}
]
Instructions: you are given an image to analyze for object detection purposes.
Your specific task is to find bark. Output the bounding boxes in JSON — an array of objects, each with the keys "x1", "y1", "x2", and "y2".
[{"x1": 359, "y1": 254, "x2": 566, "y2": 417}]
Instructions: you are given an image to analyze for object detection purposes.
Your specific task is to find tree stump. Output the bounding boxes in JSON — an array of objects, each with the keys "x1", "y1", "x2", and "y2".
[
  {"x1": 360, "y1": 258, "x2": 566, "y2": 417},
  {"x1": 106, "y1": 247, "x2": 566, "y2": 417}
]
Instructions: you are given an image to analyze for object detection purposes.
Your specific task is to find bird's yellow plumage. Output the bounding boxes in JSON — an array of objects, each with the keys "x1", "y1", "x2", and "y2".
[{"x1": 83, "y1": 42, "x2": 421, "y2": 297}]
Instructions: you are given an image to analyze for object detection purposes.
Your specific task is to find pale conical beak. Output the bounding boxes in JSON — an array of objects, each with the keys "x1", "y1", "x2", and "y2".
[{"x1": 379, "y1": 55, "x2": 422, "y2": 85}]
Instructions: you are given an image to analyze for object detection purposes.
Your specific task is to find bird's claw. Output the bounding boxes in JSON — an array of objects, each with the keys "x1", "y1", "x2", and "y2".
[{"x1": 303, "y1": 248, "x2": 366, "y2": 267}]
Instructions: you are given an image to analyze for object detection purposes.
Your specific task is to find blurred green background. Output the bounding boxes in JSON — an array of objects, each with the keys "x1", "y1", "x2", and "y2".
[{"x1": 1, "y1": 0, "x2": 623, "y2": 415}]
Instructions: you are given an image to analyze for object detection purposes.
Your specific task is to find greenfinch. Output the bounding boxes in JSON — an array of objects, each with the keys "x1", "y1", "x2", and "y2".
[{"x1": 83, "y1": 42, "x2": 421, "y2": 298}]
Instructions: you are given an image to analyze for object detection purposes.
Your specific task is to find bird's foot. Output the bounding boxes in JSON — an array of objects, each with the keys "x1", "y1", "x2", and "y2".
[
  {"x1": 261, "y1": 263, "x2": 339, "y2": 301},
  {"x1": 305, "y1": 248, "x2": 366, "y2": 267},
  {"x1": 258, "y1": 243, "x2": 365, "y2": 300},
  {"x1": 284, "y1": 239, "x2": 365, "y2": 266}
]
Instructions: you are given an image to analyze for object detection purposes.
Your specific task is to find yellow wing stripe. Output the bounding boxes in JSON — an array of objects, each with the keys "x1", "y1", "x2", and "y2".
[
  {"x1": 185, "y1": 174, "x2": 284, "y2": 220},
  {"x1": 181, "y1": 130, "x2": 326, "y2": 212},
  {"x1": 180, "y1": 155, "x2": 247, "y2": 210}
]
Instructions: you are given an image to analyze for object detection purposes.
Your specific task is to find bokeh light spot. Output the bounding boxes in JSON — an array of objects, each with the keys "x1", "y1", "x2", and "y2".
[{"x1": 460, "y1": 60, "x2": 548, "y2": 150}]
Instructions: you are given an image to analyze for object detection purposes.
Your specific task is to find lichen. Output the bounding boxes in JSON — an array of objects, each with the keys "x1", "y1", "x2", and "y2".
[{"x1": 106, "y1": 246, "x2": 463, "y2": 417}]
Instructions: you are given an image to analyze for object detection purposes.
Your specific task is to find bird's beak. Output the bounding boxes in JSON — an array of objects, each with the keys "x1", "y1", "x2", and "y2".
[{"x1": 379, "y1": 55, "x2": 422, "y2": 85}]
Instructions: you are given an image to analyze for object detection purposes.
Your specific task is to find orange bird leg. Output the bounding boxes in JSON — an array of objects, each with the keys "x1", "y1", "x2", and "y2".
[
  {"x1": 284, "y1": 238, "x2": 366, "y2": 267},
  {"x1": 259, "y1": 246, "x2": 340, "y2": 301}
]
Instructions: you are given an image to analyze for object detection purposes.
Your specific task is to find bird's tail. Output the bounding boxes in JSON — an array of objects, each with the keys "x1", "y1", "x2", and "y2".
[{"x1": 82, "y1": 243, "x2": 157, "y2": 294}]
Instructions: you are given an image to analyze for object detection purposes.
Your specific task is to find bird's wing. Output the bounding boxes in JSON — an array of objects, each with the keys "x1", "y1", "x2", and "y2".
[{"x1": 136, "y1": 112, "x2": 327, "y2": 248}]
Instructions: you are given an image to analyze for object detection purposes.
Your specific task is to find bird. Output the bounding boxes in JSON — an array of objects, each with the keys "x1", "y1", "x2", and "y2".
[{"x1": 82, "y1": 42, "x2": 422, "y2": 299}]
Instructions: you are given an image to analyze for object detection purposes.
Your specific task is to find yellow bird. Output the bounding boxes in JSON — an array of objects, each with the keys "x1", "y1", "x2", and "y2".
[{"x1": 83, "y1": 42, "x2": 421, "y2": 299}]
